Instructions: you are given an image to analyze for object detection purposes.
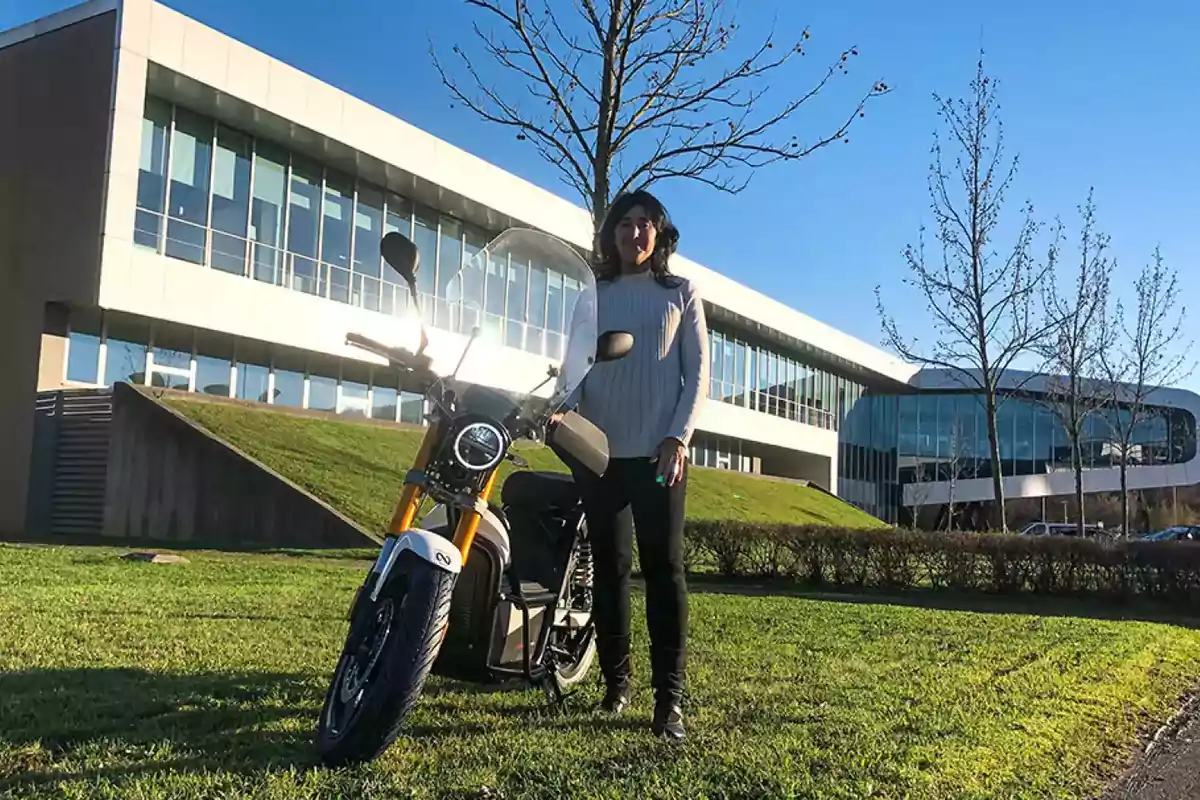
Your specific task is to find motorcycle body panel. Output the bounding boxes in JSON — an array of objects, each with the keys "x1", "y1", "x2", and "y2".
[
  {"x1": 369, "y1": 528, "x2": 462, "y2": 602},
  {"x1": 420, "y1": 504, "x2": 511, "y2": 568}
]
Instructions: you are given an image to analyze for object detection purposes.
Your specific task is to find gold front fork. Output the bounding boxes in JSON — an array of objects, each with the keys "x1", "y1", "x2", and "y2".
[
  {"x1": 387, "y1": 421, "x2": 500, "y2": 568},
  {"x1": 388, "y1": 421, "x2": 441, "y2": 534},
  {"x1": 451, "y1": 470, "x2": 499, "y2": 567}
]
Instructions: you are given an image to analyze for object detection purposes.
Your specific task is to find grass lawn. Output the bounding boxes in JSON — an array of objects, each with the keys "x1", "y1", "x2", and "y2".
[
  {"x1": 3, "y1": 543, "x2": 1200, "y2": 799},
  {"x1": 164, "y1": 398, "x2": 884, "y2": 532}
]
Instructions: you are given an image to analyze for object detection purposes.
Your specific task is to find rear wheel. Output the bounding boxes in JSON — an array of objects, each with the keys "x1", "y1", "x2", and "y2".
[
  {"x1": 549, "y1": 530, "x2": 596, "y2": 688},
  {"x1": 316, "y1": 552, "x2": 455, "y2": 767}
]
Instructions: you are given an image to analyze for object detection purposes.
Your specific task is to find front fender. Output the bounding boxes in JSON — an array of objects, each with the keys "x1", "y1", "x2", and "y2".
[{"x1": 369, "y1": 528, "x2": 462, "y2": 602}]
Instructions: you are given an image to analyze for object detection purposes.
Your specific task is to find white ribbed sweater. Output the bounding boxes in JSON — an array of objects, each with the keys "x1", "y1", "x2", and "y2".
[{"x1": 571, "y1": 270, "x2": 710, "y2": 459}]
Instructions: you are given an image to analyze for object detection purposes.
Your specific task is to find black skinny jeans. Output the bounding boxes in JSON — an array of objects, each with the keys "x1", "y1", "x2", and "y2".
[{"x1": 579, "y1": 457, "x2": 688, "y2": 703}]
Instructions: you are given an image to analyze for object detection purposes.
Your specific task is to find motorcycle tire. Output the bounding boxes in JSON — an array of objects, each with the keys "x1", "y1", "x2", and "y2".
[
  {"x1": 315, "y1": 551, "x2": 455, "y2": 767},
  {"x1": 553, "y1": 632, "x2": 596, "y2": 688}
]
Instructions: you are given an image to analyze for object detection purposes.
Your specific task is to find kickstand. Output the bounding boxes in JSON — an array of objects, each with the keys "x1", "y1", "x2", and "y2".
[{"x1": 538, "y1": 670, "x2": 569, "y2": 712}]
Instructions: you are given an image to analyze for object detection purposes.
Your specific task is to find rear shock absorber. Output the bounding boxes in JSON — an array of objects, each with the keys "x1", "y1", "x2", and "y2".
[{"x1": 572, "y1": 539, "x2": 594, "y2": 608}]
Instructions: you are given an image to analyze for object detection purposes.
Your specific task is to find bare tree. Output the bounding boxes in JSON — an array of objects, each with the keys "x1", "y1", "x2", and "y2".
[
  {"x1": 876, "y1": 55, "x2": 1057, "y2": 533},
  {"x1": 1101, "y1": 247, "x2": 1194, "y2": 536},
  {"x1": 433, "y1": 0, "x2": 889, "y2": 232},
  {"x1": 1033, "y1": 190, "x2": 1118, "y2": 538},
  {"x1": 943, "y1": 415, "x2": 975, "y2": 531},
  {"x1": 907, "y1": 461, "x2": 934, "y2": 530}
]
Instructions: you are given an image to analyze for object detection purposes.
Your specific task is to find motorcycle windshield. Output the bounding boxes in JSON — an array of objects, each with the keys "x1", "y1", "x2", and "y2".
[{"x1": 442, "y1": 227, "x2": 597, "y2": 410}]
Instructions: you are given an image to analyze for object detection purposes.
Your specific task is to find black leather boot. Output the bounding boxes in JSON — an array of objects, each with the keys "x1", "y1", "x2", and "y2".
[
  {"x1": 599, "y1": 682, "x2": 631, "y2": 714},
  {"x1": 651, "y1": 696, "x2": 685, "y2": 740}
]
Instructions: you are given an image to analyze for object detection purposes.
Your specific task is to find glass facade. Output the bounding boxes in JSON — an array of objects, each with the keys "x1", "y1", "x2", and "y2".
[
  {"x1": 834, "y1": 388, "x2": 1199, "y2": 525},
  {"x1": 64, "y1": 311, "x2": 427, "y2": 425},
  {"x1": 690, "y1": 432, "x2": 754, "y2": 473},
  {"x1": 707, "y1": 328, "x2": 864, "y2": 433},
  {"x1": 896, "y1": 392, "x2": 1197, "y2": 484},
  {"x1": 133, "y1": 96, "x2": 581, "y2": 361},
  {"x1": 838, "y1": 394, "x2": 901, "y2": 523}
]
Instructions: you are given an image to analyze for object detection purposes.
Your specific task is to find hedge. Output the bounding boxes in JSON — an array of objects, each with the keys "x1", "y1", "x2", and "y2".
[{"x1": 677, "y1": 522, "x2": 1200, "y2": 604}]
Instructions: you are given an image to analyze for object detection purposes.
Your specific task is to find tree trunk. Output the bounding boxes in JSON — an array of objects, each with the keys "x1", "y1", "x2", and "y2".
[
  {"x1": 1071, "y1": 396, "x2": 1085, "y2": 538},
  {"x1": 1120, "y1": 457, "x2": 1130, "y2": 538},
  {"x1": 1118, "y1": 455, "x2": 1128, "y2": 537},
  {"x1": 589, "y1": 20, "x2": 617, "y2": 249},
  {"x1": 984, "y1": 392, "x2": 1007, "y2": 532},
  {"x1": 1073, "y1": 438, "x2": 1085, "y2": 537}
]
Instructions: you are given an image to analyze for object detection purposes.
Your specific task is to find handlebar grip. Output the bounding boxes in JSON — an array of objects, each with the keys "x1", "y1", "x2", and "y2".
[{"x1": 345, "y1": 332, "x2": 389, "y2": 355}]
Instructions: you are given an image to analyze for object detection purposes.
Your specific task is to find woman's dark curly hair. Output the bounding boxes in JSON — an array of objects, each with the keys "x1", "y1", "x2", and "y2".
[{"x1": 594, "y1": 189, "x2": 681, "y2": 287}]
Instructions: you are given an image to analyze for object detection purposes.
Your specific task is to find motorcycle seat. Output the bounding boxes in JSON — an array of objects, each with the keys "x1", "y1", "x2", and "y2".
[{"x1": 501, "y1": 470, "x2": 579, "y2": 511}]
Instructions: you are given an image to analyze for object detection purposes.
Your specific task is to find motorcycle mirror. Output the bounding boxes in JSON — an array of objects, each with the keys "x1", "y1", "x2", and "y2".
[
  {"x1": 595, "y1": 331, "x2": 634, "y2": 362},
  {"x1": 381, "y1": 231, "x2": 428, "y2": 354},
  {"x1": 381, "y1": 231, "x2": 420, "y2": 289}
]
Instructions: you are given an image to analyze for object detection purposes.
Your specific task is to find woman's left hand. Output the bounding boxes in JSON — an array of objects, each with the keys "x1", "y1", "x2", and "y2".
[{"x1": 654, "y1": 438, "x2": 687, "y2": 487}]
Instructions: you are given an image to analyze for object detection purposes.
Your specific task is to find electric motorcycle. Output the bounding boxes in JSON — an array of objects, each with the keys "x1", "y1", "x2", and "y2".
[{"x1": 315, "y1": 227, "x2": 630, "y2": 767}]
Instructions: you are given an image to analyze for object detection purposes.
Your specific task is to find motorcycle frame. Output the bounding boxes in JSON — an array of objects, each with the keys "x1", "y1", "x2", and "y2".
[{"x1": 364, "y1": 418, "x2": 498, "y2": 599}]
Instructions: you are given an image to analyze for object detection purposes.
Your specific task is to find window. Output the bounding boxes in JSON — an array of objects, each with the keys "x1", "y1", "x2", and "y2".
[
  {"x1": 729, "y1": 343, "x2": 739, "y2": 407},
  {"x1": 506, "y1": 257, "x2": 528, "y2": 349},
  {"x1": 353, "y1": 186, "x2": 384, "y2": 312},
  {"x1": 272, "y1": 351, "x2": 306, "y2": 408},
  {"x1": 412, "y1": 206, "x2": 439, "y2": 304},
  {"x1": 435, "y1": 216, "x2": 463, "y2": 329},
  {"x1": 194, "y1": 331, "x2": 232, "y2": 397},
  {"x1": 287, "y1": 155, "x2": 323, "y2": 296},
  {"x1": 250, "y1": 140, "x2": 288, "y2": 285},
  {"x1": 383, "y1": 194, "x2": 412, "y2": 315},
  {"x1": 103, "y1": 318, "x2": 149, "y2": 387},
  {"x1": 236, "y1": 362, "x2": 270, "y2": 403},
  {"x1": 309, "y1": 373, "x2": 338, "y2": 412},
  {"x1": 66, "y1": 311, "x2": 103, "y2": 384},
  {"x1": 372, "y1": 374, "x2": 399, "y2": 422},
  {"x1": 135, "y1": 97, "x2": 171, "y2": 250},
  {"x1": 165, "y1": 107, "x2": 213, "y2": 264},
  {"x1": 322, "y1": 172, "x2": 354, "y2": 304},
  {"x1": 710, "y1": 331, "x2": 723, "y2": 400},
  {"x1": 459, "y1": 227, "x2": 488, "y2": 335},
  {"x1": 485, "y1": 250, "x2": 508, "y2": 339},
  {"x1": 195, "y1": 355, "x2": 231, "y2": 397},
  {"x1": 527, "y1": 261, "x2": 547, "y2": 355},
  {"x1": 150, "y1": 326, "x2": 192, "y2": 390},
  {"x1": 340, "y1": 380, "x2": 369, "y2": 418},
  {"x1": 545, "y1": 269, "x2": 564, "y2": 359},
  {"x1": 400, "y1": 390, "x2": 424, "y2": 425},
  {"x1": 210, "y1": 125, "x2": 252, "y2": 275}
]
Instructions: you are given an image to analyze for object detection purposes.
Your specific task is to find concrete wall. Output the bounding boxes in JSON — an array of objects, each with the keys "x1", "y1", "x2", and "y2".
[
  {"x1": 0, "y1": 11, "x2": 118, "y2": 535},
  {"x1": 104, "y1": 383, "x2": 376, "y2": 548}
]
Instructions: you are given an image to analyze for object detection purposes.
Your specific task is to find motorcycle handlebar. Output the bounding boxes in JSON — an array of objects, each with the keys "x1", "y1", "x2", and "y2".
[{"x1": 345, "y1": 332, "x2": 434, "y2": 381}]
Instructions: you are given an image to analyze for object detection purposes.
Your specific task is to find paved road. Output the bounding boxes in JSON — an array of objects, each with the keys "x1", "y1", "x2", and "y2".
[{"x1": 1102, "y1": 703, "x2": 1200, "y2": 800}]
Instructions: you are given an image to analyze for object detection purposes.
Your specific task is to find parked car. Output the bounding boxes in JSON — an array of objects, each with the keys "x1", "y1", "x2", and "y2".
[
  {"x1": 1139, "y1": 525, "x2": 1200, "y2": 542},
  {"x1": 1018, "y1": 521, "x2": 1107, "y2": 537}
]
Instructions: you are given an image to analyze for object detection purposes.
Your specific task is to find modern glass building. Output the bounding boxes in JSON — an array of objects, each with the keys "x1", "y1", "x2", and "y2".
[{"x1": 3, "y1": 0, "x2": 1198, "y2": 535}]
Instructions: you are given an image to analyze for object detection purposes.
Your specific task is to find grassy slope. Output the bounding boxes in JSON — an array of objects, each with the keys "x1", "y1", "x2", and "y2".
[
  {"x1": 165, "y1": 398, "x2": 885, "y2": 531},
  {"x1": 3, "y1": 543, "x2": 1198, "y2": 798}
]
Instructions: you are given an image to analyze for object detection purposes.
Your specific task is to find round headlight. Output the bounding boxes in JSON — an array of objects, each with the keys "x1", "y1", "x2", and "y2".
[{"x1": 453, "y1": 421, "x2": 505, "y2": 471}]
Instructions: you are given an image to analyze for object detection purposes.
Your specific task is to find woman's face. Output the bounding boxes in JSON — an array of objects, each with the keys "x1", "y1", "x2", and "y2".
[{"x1": 615, "y1": 204, "x2": 657, "y2": 268}]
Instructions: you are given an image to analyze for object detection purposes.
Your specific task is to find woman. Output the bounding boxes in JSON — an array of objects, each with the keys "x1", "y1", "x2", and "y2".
[{"x1": 566, "y1": 189, "x2": 708, "y2": 741}]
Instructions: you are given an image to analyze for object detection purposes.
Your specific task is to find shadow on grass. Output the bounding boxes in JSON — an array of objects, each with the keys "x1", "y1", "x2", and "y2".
[
  {"x1": 0, "y1": 532, "x2": 379, "y2": 561},
  {"x1": 0, "y1": 667, "x2": 630, "y2": 793},
  {"x1": 0, "y1": 667, "x2": 320, "y2": 791},
  {"x1": 681, "y1": 574, "x2": 1200, "y2": 629}
]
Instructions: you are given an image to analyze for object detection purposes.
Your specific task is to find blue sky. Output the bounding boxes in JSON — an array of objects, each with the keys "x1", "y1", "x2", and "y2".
[{"x1": 6, "y1": 0, "x2": 1199, "y2": 388}]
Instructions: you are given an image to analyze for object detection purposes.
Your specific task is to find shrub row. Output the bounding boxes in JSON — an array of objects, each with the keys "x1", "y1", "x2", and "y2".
[{"x1": 679, "y1": 522, "x2": 1200, "y2": 604}]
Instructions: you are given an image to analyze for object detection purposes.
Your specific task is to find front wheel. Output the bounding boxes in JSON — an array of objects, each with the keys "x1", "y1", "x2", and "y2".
[{"x1": 316, "y1": 552, "x2": 455, "y2": 767}]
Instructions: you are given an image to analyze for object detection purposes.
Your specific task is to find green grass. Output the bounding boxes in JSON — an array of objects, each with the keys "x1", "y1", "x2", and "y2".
[
  {"x1": 3, "y1": 542, "x2": 1200, "y2": 798},
  {"x1": 164, "y1": 398, "x2": 885, "y2": 532}
]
